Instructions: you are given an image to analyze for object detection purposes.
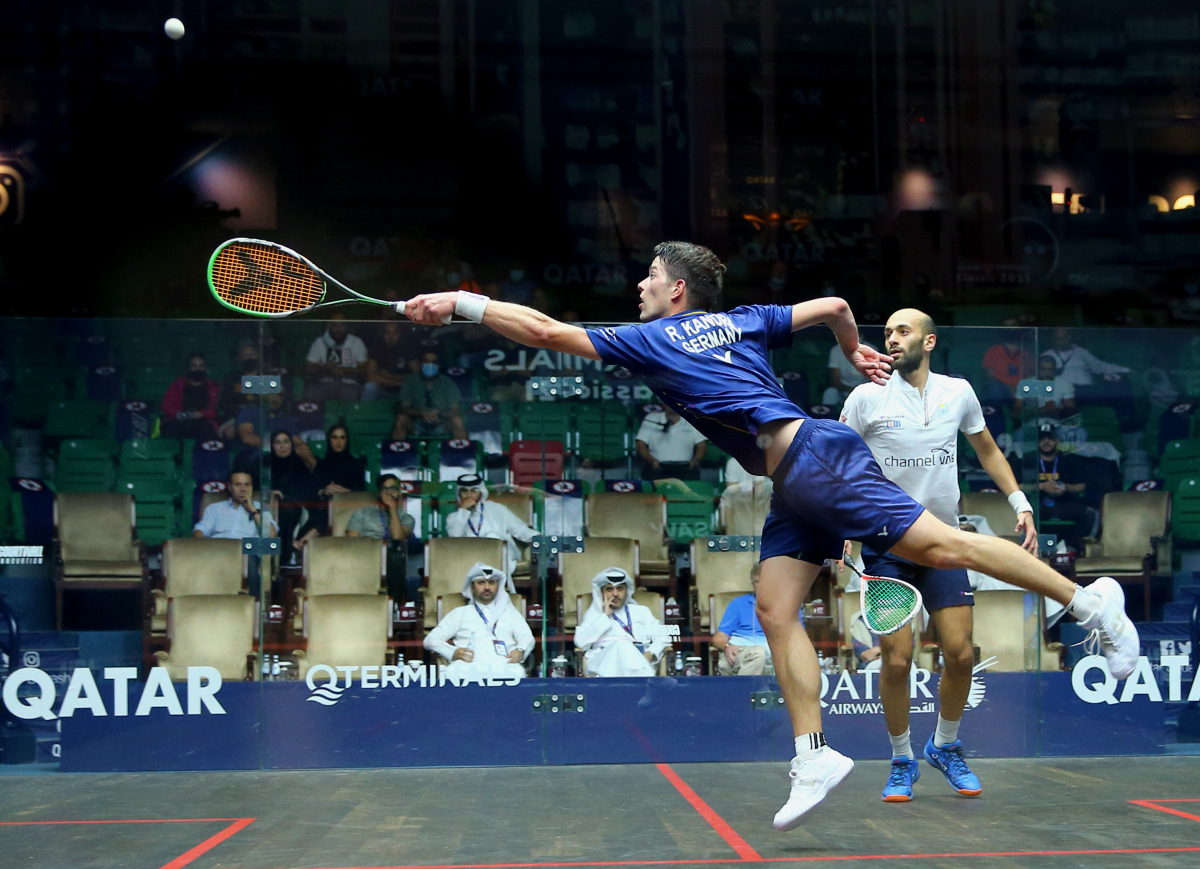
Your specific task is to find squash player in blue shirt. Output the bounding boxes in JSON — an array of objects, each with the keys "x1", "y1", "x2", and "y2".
[{"x1": 403, "y1": 240, "x2": 1140, "y2": 831}]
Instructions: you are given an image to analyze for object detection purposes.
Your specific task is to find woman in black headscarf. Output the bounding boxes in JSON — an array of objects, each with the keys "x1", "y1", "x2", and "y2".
[
  {"x1": 268, "y1": 429, "x2": 325, "y2": 565},
  {"x1": 313, "y1": 422, "x2": 367, "y2": 499}
]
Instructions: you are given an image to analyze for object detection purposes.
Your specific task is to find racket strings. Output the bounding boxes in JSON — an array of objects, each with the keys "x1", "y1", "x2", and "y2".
[
  {"x1": 862, "y1": 579, "x2": 919, "y2": 633},
  {"x1": 211, "y1": 243, "x2": 323, "y2": 314}
]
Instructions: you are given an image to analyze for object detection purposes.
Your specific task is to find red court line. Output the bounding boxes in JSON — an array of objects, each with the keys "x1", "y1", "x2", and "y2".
[
  {"x1": 284, "y1": 847, "x2": 1200, "y2": 869},
  {"x1": 162, "y1": 818, "x2": 256, "y2": 869},
  {"x1": 1131, "y1": 798, "x2": 1200, "y2": 824},
  {"x1": 0, "y1": 817, "x2": 255, "y2": 869},
  {"x1": 654, "y1": 763, "x2": 761, "y2": 861}
]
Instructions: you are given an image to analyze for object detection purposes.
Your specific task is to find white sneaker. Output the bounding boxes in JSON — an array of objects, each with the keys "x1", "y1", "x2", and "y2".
[
  {"x1": 1078, "y1": 577, "x2": 1140, "y2": 680},
  {"x1": 772, "y1": 746, "x2": 854, "y2": 831}
]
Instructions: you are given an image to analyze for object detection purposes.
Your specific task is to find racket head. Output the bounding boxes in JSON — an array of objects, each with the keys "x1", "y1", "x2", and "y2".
[
  {"x1": 207, "y1": 238, "x2": 327, "y2": 317},
  {"x1": 859, "y1": 574, "x2": 923, "y2": 636}
]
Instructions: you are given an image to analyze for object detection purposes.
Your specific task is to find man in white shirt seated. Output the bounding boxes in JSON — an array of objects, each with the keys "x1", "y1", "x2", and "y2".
[
  {"x1": 193, "y1": 470, "x2": 277, "y2": 597},
  {"x1": 635, "y1": 406, "x2": 708, "y2": 481},
  {"x1": 423, "y1": 562, "x2": 533, "y2": 683},
  {"x1": 574, "y1": 567, "x2": 671, "y2": 677},
  {"x1": 444, "y1": 474, "x2": 535, "y2": 570},
  {"x1": 193, "y1": 471, "x2": 277, "y2": 540}
]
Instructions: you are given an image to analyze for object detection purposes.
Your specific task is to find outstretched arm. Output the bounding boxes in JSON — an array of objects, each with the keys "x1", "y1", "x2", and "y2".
[
  {"x1": 791, "y1": 297, "x2": 891, "y2": 385},
  {"x1": 403, "y1": 292, "x2": 602, "y2": 361}
]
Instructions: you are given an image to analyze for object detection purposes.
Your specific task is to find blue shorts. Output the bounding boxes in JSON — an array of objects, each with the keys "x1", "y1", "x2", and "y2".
[
  {"x1": 860, "y1": 545, "x2": 973, "y2": 612},
  {"x1": 760, "y1": 419, "x2": 926, "y2": 565}
]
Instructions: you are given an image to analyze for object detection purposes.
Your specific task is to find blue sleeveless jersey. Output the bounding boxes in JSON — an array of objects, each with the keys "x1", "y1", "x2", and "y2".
[{"x1": 588, "y1": 305, "x2": 808, "y2": 476}]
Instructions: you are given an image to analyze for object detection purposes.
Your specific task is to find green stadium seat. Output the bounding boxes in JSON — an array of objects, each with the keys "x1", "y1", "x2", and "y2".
[
  {"x1": 118, "y1": 438, "x2": 182, "y2": 483},
  {"x1": 342, "y1": 400, "x2": 398, "y2": 445},
  {"x1": 119, "y1": 478, "x2": 182, "y2": 546},
  {"x1": 53, "y1": 439, "x2": 117, "y2": 492},
  {"x1": 573, "y1": 404, "x2": 632, "y2": 469},
  {"x1": 1159, "y1": 438, "x2": 1200, "y2": 492},
  {"x1": 44, "y1": 399, "x2": 113, "y2": 440},
  {"x1": 516, "y1": 403, "x2": 573, "y2": 444},
  {"x1": 1173, "y1": 477, "x2": 1200, "y2": 546},
  {"x1": 655, "y1": 479, "x2": 717, "y2": 544}
]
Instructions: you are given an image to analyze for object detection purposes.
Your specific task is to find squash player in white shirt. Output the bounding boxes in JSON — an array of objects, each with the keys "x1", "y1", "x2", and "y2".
[{"x1": 840, "y1": 308, "x2": 1038, "y2": 803}]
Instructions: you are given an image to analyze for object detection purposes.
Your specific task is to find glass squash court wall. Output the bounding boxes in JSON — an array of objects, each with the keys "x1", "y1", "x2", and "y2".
[{"x1": 0, "y1": 316, "x2": 1196, "y2": 772}]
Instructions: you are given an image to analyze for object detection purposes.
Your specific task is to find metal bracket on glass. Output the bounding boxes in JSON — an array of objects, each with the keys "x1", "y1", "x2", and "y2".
[
  {"x1": 527, "y1": 376, "x2": 586, "y2": 400},
  {"x1": 751, "y1": 691, "x2": 787, "y2": 710},
  {"x1": 706, "y1": 535, "x2": 759, "y2": 552},
  {"x1": 240, "y1": 375, "x2": 284, "y2": 395},
  {"x1": 531, "y1": 535, "x2": 585, "y2": 556},
  {"x1": 532, "y1": 693, "x2": 586, "y2": 714},
  {"x1": 1038, "y1": 533, "x2": 1059, "y2": 556},
  {"x1": 241, "y1": 537, "x2": 282, "y2": 557},
  {"x1": 1017, "y1": 379, "x2": 1056, "y2": 400}
]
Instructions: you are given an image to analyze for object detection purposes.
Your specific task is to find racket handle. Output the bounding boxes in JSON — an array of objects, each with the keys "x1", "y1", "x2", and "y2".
[{"x1": 392, "y1": 300, "x2": 451, "y2": 325}]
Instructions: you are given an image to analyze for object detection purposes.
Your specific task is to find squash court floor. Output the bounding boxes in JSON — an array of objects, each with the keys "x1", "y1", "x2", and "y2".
[{"x1": 1, "y1": 756, "x2": 1199, "y2": 869}]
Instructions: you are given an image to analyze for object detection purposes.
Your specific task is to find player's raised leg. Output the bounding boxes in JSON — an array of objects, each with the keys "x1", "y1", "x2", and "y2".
[
  {"x1": 888, "y1": 511, "x2": 1139, "y2": 679},
  {"x1": 757, "y1": 555, "x2": 854, "y2": 830}
]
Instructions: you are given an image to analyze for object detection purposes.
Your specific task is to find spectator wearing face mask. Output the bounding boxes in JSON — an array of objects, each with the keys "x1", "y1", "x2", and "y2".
[
  {"x1": 494, "y1": 259, "x2": 538, "y2": 306},
  {"x1": 390, "y1": 350, "x2": 468, "y2": 440},
  {"x1": 160, "y1": 351, "x2": 221, "y2": 439}
]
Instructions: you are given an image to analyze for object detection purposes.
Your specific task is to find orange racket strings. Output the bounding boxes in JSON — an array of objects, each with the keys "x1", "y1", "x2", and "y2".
[{"x1": 211, "y1": 243, "x2": 323, "y2": 314}]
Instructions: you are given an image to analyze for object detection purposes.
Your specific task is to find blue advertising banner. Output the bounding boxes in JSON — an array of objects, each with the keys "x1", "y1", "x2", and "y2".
[{"x1": 27, "y1": 655, "x2": 1193, "y2": 773}]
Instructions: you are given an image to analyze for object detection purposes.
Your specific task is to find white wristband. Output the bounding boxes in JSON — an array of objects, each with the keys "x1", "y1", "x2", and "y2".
[
  {"x1": 454, "y1": 291, "x2": 490, "y2": 323},
  {"x1": 1008, "y1": 491, "x2": 1033, "y2": 515}
]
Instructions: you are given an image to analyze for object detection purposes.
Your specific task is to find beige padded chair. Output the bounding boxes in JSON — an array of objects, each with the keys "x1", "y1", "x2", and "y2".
[
  {"x1": 150, "y1": 538, "x2": 245, "y2": 635},
  {"x1": 54, "y1": 492, "x2": 148, "y2": 630},
  {"x1": 972, "y1": 589, "x2": 1033, "y2": 672},
  {"x1": 294, "y1": 536, "x2": 386, "y2": 632},
  {"x1": 586, "y1": 492, "x2": 670, "y2": 578},
  {"x1": 294, "y1": 594, "x2": 391, "y2": 679},
  {"x1": 154, "y1": 594, "x2": 257, "y2": 681},
  {"x1": 558, "y1": 536, "x2": 639, "y2": 631},
  {"x1": 959, "y1": 490, "x2": 1024, "y2": 542},
  {"x1": 488, "y1": 488, "x2": 539, "y2": 578},
  {"x1": 719, "y1": 484, "x2": 772, "y2": 537},
  {"x1": 329, "y1": 491, "x2": 379, "y2": 537},
  {"x1": 421, "y1": 537, "x2": 507, "y2": 629},
  {"x1": 688, "y1": 541, "x2": 756, "y2": 632},
  {"x1": 1074, "y1": 490, "x2": 1172, "y2": 620}
]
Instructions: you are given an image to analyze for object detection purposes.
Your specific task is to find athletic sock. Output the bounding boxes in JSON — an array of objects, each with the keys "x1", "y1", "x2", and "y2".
[
  {"x1": 795, "y1": 732, "x2": 828, "y2": 759},
  {"x1": 1066, "y1": 584, "x2": 1100, "y2": 624},
  {"x1": 934, "y1": 715, "x2": 961, "y2": 748},
  {"x1": 889, "y1": 728, "x2": 913, "y2": 760}
]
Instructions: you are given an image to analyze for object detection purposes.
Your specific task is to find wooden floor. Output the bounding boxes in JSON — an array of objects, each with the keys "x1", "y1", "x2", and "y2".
[{"x1": 1, "y1": 757, "x2": 1198, "y2": 869}]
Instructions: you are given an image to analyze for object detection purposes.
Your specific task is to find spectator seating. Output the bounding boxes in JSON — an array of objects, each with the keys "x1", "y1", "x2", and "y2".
[
  {"x1": 655, "y1": 479, "x2": 717, "y2": 545},
  {"x1": 1074, "y1": 490, "x2": 1173, "y2": 620},
  {"x1": 421, "y1": 537, "x2": 506, "y2": 629},
  {"x1": 509, "y1": 440, "x2": 565, "y2": 486},
  {"x1": 585, "y1": 490, "x2": 670, "y2": 580},
  {"x1": 294, "y1": 536, "x2": 386, "y2": 632},
  {"x1": 53, "y1": 492, "x2": 148, "y2": 631},
  {"x1": 293, "y1": 594, "x2": 391, "y2": 680},
  {"x1": 153, "y1": 594, "x2": 258, "y2": 681},
  {"x1": 1174, "y1": 476, "x2": 1200, "y2": 546},
  {"x1": 329, "y1": 491, "x2": 379, "y2": 536},
  {"x1": 688, "y1": 539, "x2": 756, "y2": 634},
  {"x1": 150, "y1": 537, "x2": 246, "y2": 635}
]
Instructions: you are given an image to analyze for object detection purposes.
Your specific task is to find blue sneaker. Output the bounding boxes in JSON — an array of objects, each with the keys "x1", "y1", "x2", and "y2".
[
  {"x1": 881, "y1": 756, "x2": 920, "y2": 802},
  {"x1": 923, "y1": 736, "x2": 982, "y2": 795}
]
